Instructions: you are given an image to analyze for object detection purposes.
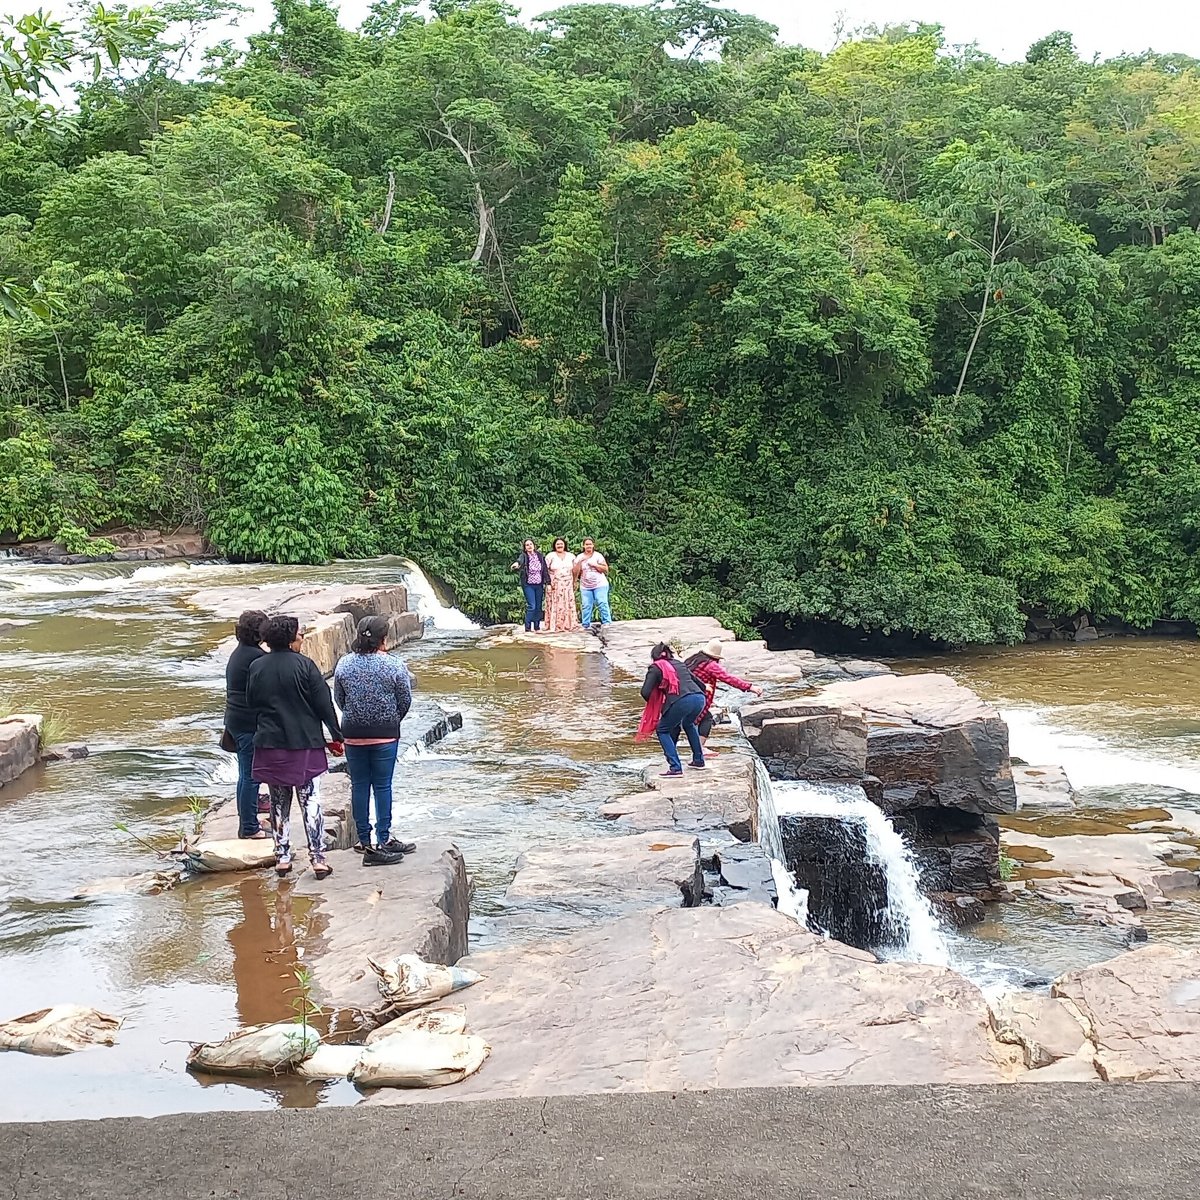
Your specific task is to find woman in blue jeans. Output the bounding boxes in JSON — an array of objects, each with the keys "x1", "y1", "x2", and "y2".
[
  {"x1": 333, "y1": 615, "x2": 416, "y2": 867},
  {"x1": 223, "y1": 609, "x2": 269, "y2": 839},
  {"x1": 510, "y1": 538, "x2": 549, "y2": 632},
  {"x1": 634, "y1": 643, "x2": 707, "y2": 776}
]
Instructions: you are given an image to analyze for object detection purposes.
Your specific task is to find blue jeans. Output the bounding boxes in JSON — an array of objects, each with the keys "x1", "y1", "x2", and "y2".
[
  {"x1": 345, "y1": 740, "x2": 400, "y2": 847},
  {"x1": 656, "y1": 692, "x2": 705, "y2": 772},
  {"x1": 581, "y1": 583, "x2": 611, "y2": 627},
  {"x1": 234, "y1": 731, "x2": 261, "y2": 838},
  {"x1": 521, "y1": 582, "x2": 544, "y2": 631}
]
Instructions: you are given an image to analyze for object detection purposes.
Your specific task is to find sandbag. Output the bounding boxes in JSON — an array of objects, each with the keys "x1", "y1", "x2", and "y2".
[
  {"x1": 352, "y1": 1030, "x2": 490, "y2": 1089},
  {"x1": 294, "y1": 1043, "x2": 363, "y2": 1080},
  {"x1": 182, "y1": 840, "x2": 276, "y2": 873},
  {"x1": 368, "y1": 954, "x2": 482, "y2": 1011},
  {"x1": 365, "y1": 1005, "x2": 468, "y2": 1045},
  {"x1": 0, "y1": 1005, "x2": 122, "y2": 1056},
  {"x1": 187, "y1": 1021, "x2": 319, "y2": 1076}
]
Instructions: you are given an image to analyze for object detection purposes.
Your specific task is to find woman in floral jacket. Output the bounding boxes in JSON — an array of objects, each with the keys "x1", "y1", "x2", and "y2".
[{"x1": 683, "y1": 640, "x2": 764, "y2": 758}]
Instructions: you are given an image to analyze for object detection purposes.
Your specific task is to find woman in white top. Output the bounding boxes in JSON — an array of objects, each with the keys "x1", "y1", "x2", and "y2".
[
  {"x1": 544, "y1": 537, "x2": 579, "y2": 632},
  {"x1": 574, "y1": 537, "x2": 611, "y2": 630}
]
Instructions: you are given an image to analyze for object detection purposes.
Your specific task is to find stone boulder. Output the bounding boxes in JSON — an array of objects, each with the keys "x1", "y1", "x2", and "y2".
[
  {"x1": 598, "y1": 617, "x2": 734, "y2": 675},
  {"x1": 1052, "y1": 945, "x2": 1200, "y2": 1081},
  {"x1": 821, "y1": 673, "x2": 1017, "y2": 816},
  {"x1": 295, "y1": 841, "x2": 470, "y2": 1012},
  {"x1": 493, "y1": 832, "x2": 703, "y2": 941},
  {"x1": 989, "y1": 992, "x2": 1089, "y2": 1069},
  {"x1": 300, "y1": 612, "x2": 355, "y2": 676},
  {"x1": 1014, "y1": 765, "x2": 1076, "y2": 812},
  {"x1": 710, "y1": 842, "x2": 778, "y2": 907},
  {"x1": 366, "y1": 904, "x2": 1010, "y2": 1104},
  {"x1": 0, "y1": 714, "x2": 42, "y2": 787},
  {"x1": 599, "y1": 756, "x2": 757, "y2": 840},
  {"x1": 741, "y1": 697, "x2": 868, "y2": 782}
]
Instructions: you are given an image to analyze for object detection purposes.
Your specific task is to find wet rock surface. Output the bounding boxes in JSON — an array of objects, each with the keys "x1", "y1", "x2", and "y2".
[
  {"x1": 822, "y1": 673, "x2": 1018, "y2": 817},
  {"x1": 599, "y1": 756, "x2": 756, "y2": 840},
  {"x1": 494, "y1": 832, "x2": 704, "y2": 941},
  {"x1": 741, "y1": 697, "x2": 868, "y2": 781},
  {"x1": 2, "y1": 526, "x2": 210, "y2": 563},
  {"x1": 1014, "y1": 764, "x2": 1077, "y2": 812},
  {"x1": 1052, "y1": 945, "x2": 1200, "y2": 1081},
  {"x1": 366, "y1": 903, "x2": 1010, "y2": 1104},
  {"x1": 0, "y1": 714, "x2": 42, "y2": 787}
]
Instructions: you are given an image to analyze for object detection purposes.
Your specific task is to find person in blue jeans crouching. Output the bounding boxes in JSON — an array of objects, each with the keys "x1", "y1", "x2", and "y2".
[{"x1": 333, "y1": 614, "x2": 417, "y2": 867}]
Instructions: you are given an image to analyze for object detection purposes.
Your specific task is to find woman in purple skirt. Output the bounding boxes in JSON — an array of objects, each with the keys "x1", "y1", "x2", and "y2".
[{"x1": 245, "y1": 615, "x2": 344, "y2": 878}]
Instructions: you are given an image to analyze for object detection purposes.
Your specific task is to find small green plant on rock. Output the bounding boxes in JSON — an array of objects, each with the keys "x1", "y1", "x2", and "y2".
[
  {"x1": 186, "y1": 795, "x2": 207, "y2": 836},
  {"x1": 288, "y1": 966, "x2": 322, "y2": 1037},
  {"x1": 998, "y1": 849, "x2": 1019, "y2": 882},
  {"x1": 38, "y1": 709, "x2": 71, "y2": 749}
]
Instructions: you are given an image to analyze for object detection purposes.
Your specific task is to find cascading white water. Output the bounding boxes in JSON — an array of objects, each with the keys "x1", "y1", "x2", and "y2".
[
  {"x1": 400, "y1": 558, "x2": 479, "y2": 630},
  {"x1": 753, "y1": 757, "x2": 810, "y2": 925},
  {"x1": 772, "y1": 780, "x2": 949, "y2": 965}
]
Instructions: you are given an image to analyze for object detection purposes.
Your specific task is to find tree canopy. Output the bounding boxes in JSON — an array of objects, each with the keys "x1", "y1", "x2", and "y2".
[{"x1": 2, "y1": 0, "x2": 1200, "y2": 643}]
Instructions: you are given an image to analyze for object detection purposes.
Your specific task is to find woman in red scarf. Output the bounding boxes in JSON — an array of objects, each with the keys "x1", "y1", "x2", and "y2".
[{"x1": 635, "y1": 643, "x2": 707, "y2": 776}]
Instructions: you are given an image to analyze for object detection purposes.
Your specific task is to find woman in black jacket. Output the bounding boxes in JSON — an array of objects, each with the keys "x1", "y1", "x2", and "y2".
[
  {"x1": 510, "y1": 538, "x2": 549, "y2": 632},
  {"x1": 635, "y1": 643, "x2": 707, "y2": 776},
  {"x1": 223, "y1": 609, "x2": 268, "y2": 839},
  {"x1": 246, "y1": 615, "x2": 344, "y2": 879}
]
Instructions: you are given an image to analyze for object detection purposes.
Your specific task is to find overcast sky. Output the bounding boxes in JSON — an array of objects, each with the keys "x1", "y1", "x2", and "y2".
[{"x1": 284, "y1": 0, "x2": 1200, "y2": 62}]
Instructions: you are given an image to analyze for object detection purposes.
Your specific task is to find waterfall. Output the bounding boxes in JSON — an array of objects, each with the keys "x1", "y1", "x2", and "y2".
[
  {"x1": 772, "y1": 780, "x2": 949, "y2": 965},
  {"x1": 400, "y1": 559, "x2": 479, "y2": 630},
  {"x1": 753, "y1": 758, "x2": 810, "y2": 925}
]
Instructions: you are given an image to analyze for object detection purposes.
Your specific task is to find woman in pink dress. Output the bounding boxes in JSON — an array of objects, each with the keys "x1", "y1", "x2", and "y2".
[{"x1": 544, "y1": 537, "x2": 579, "y2": 632}]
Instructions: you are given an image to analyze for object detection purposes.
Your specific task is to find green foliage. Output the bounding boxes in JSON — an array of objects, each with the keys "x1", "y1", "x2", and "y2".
[{"x1": 2, "y1": 1, "x2": 1200, "y2": 644}]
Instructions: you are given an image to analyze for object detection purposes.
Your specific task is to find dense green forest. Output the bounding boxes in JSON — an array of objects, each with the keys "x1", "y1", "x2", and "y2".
[{"x1": 1, "y1": 0, "x2": 1199, "y2": 641}]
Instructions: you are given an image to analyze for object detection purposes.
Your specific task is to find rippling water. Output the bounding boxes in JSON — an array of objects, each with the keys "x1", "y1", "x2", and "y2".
[
  {"x1": 0, "y1": 558, "x2": 648, "y2": 1120},
  {"x1": 4, "y1": 561, "x2": 1200, "y2": 1118}
]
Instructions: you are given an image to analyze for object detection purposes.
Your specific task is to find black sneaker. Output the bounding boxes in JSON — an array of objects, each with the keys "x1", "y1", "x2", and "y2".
[
  {"x1": 380, "y1": 838, "x2": 416, "y2": 854},
  {"x1": 362, "y1": 845, "x2": 406, "y2": 867}
]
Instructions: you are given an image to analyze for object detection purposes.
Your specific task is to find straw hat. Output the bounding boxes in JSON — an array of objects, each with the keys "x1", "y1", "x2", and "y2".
[{"x1": 703, "y1": 639, "x2": 724, "y2": 659}]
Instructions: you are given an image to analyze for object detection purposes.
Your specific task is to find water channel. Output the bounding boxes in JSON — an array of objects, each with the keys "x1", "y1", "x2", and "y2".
[{"x1": 3, "y1": 559, "x2": 1200, "y2": 1118}]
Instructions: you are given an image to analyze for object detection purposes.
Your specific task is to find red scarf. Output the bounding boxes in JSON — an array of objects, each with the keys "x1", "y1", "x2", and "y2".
[{"x1": 635, "y1": 658, "x2": 679, "y2": 741}]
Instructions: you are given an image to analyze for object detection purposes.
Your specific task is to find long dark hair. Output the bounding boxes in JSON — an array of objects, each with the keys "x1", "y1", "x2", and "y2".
[
  {"x1": 650, "y1": 642, "x2": 674, "y2": 662},
  {"x1": 352, "y1": 614, "x2": 391, "y2": 654},
  {"x1": 685, "y1": 650, "x2": 714, "y2": 671},
  {"x1": 261, "y1": 615, "x2": 300, "y2": 651},
  {"x1": 235, "y1": 609, "x2": 267, "y2": 646}
]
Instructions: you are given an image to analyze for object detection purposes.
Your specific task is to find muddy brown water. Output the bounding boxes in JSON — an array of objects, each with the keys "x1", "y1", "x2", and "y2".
[
  {"x1": 0, "y1": 558, "x2": 652, "y2": 1119},
  {"x1": 3, "y1": 562, "x2": 1200, "y2": 1117}
]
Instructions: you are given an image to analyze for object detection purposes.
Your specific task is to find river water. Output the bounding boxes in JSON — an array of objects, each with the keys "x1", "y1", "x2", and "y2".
[
  {"x1": 0, "y1": 558, "x2": 647, "y2": 1120},
  {"x1": 3, "y1": 560, "x2": 1200, "y2": 1118}
]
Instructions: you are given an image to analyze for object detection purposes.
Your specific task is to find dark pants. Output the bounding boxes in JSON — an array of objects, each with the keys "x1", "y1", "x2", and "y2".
[
  {"x1": 656, "y1": 692, "x2": 706, "y2": 772},
  {"x1": 521, "y1": 582, "x2": 545, "y2": 631},
  {"x1": 677, "y1": 711, "x2": 715, "y2": 742},
  {"x1": 345, "y1": 740, "x2": 400, "y2": 847},
  {"x1": 234, "y1": 731, "x2": 261, "y2": 838}
]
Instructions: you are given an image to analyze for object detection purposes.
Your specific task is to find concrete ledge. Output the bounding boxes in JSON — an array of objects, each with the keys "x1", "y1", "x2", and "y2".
[{"x1": 4, "y1": 1085, "x2": 1199, "y2": 1198}]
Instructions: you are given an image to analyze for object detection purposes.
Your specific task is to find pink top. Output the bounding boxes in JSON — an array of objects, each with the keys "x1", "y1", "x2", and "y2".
[{"x1": 575, "y1": 552, "x2": 608, "y2": 590}]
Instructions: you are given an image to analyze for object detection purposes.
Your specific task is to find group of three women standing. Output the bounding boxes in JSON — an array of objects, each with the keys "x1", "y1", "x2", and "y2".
[
  {"x1": 512, "y1": 537, "x2": 611, "y2": 634},
  {"x1": 223, "y1": 610, "x2": 416, "y2": 878}
]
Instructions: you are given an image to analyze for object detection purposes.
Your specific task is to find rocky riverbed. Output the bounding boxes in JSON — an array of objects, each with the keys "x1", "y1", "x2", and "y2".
[{"x1": 6, "y1": 562, "x2": 1200, "y2": 1117}]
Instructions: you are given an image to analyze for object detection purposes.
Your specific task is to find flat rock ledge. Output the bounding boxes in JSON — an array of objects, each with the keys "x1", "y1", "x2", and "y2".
[
  {"x1": 190, "y1": 583, "x2": 423, "y2": 675},
  {"x1": 367, "y1": 902, "x2": 1011, "y2": 1104},
  {"x1": 0, "y1": 714, "x2": 42, "y2": 787},
  {"x1": 599, "y1": 755, "x2": 757, "y2": 841},
  {"x1": 490, "y1": 832, "x2": 704, "y2": 943}
]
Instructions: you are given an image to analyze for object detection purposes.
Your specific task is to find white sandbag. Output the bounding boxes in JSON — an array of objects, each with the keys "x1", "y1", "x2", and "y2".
[
  {"x1": 183, "y1": 839, "x2": 276, "y2": 873},
  {"x1": 187, "y1": 1021, "x2": 319, "y2": 1076},
  {"x1": 294, "y1": 1043, "x2": 364, "y2": 1080},
  {"x1": 74, "y1": 870, "x2": 178, "y2": 898},
  {"x1": 365, "y1": 1005, "x2": 468, "y2": 1044},
  {"x1": 368, "y1": 954, "x2": 482, "y2": 1011},
  {"x1": 0, "y1": 1005, "x2": 122, "y2": 1056},
  {"x1": 352, "y1": 1030, "x2": 490, "y2": 1089}
]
